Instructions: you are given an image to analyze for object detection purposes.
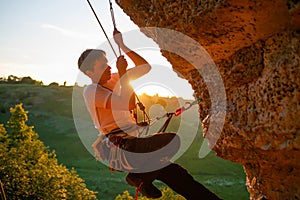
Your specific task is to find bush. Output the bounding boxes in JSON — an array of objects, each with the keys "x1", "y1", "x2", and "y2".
[
  {"x1": 115, "y1": 187, "x2": 185, "y2": 200},
  {"x1": 0, "y1": 104, "x2": 97, "y2": 199}
]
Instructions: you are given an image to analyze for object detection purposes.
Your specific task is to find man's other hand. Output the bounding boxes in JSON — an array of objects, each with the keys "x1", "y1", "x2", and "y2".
[
  {"x1": 113, "y1": 29, "x2": 124, "y2": 47},
  {"x1": 116, "y1": 56, "x2": 128, "y2": 75}
]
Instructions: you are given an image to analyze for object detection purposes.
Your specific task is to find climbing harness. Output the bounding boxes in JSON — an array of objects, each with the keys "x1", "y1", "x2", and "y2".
[{"x1": 107, "y1": 134, "x2": 133, "y2": 172}]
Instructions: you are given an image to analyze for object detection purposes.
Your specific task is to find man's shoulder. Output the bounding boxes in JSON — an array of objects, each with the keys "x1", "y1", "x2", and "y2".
[
  {"x1": 83, "y1": 83, "x2": 97, "y2": 94},
  {"x1": 83, "y1": 83, "x2": 111, "y2": 96}
]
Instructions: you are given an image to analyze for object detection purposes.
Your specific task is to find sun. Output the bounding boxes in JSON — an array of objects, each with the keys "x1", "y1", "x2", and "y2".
[{"x1": 131, "y1": 82, "x2": 176, "y2": 98}]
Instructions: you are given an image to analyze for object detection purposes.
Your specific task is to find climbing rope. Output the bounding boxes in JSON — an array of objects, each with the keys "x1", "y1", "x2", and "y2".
[
  {"x1": 134, "y1": 182, "x2": 143, "y2": 200},
  {"x1": 138, "y1": 98, "x2": 202, "y2": 135},
  {"x1": 85, "y1": 0, "x2": 119, "y2": 58},
  {"x1": 0, "y1": 180, "x2": 7, "y2": 200},
  {"x1": 135, "y1": 95, "x2": 151, "y2": 125},
  {"x1": 109, "y1": 0, "x2": 122, "y2": 55},
  {"x1": 174, "y1": 97, "x2": 201, "y2": 116},
  {"x1": 107, "y1": 0, "x2": 150, "y2": 126}
]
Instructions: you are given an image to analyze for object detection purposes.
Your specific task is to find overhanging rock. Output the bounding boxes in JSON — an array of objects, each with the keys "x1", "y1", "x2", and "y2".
[{"x1": 117, "y1": 0, "x2": 300, "y2": 199}]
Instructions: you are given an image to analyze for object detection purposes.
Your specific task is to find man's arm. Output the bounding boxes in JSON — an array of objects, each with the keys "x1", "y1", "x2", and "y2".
[
  {"x1": 105, "y1": 56, "x2": 136, "y2": 111},
  {"x1": 105, "y1": 29, "x2": 151, "y2": 111},
  {"x1": 113, "y1": 29, "x2": 151, "y2": 71}
]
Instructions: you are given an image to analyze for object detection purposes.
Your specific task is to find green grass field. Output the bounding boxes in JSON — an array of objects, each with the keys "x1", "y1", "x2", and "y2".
[{"x1": 0, "y1": 84, "x2": 249, "y2": 199}]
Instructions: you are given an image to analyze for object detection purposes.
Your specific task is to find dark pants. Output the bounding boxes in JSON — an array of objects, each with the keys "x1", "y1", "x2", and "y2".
[
  {"x1": 94, "y1": 132, "x2": 220, "y2": 199},
  {"x1": 126, "y1": 163, "x2": 220, "y2": 200},
  {"x1": 157, "y1": 164, "x2": 221, "y2": 200}
]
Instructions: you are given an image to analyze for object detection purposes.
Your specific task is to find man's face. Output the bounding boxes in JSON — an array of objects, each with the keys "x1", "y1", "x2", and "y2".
[{"x1": 91, "y1": 56, "x2": 111, "y2": 84}]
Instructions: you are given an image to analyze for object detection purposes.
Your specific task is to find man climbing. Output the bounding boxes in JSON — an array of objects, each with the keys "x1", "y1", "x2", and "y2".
[{"x1": 78, "y1": 29, "x2": 220, "y2": 199}]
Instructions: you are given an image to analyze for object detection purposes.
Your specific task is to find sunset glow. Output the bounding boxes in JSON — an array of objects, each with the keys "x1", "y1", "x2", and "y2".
[{"x1": 0, "y1": 0, "x2": 194, "y2": 99}]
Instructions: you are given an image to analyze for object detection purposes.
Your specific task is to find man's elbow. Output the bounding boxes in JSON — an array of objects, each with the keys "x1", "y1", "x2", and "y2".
[
  {"x1": 144, "y1": 63, "x2": 151, "y2": 73},
  {"x1": 139, "y1": 62, "x2": 151, "y2": 73}
]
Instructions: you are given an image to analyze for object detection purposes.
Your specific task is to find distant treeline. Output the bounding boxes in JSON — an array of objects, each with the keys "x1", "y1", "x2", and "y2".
[{"x1": 0, "y1": 75, "x2": 65, "y2": 86}]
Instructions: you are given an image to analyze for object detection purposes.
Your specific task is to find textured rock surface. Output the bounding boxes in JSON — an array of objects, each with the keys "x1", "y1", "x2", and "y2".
[{"x1": 117, "y1": 0, "x2": 300, "y2": 199}]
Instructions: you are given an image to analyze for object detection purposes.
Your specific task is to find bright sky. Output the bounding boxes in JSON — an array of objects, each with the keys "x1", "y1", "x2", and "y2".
[{"x1": 0, "y1": 0, "x2": 194, "y2": 99}]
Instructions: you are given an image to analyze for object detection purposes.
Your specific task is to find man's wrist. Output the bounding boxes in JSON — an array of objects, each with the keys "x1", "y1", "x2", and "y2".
[
  {"x1": 118, "y1": 67, "x2": 127, "y2": 76},
  {"x1": 120, "y1": 44, "x2": 130, "y2": 53}
]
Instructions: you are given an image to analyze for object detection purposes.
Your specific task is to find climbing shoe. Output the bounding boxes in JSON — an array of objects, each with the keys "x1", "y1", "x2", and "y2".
[{"x1": 126, "y1": 174, "x2": 162, "y2": 198}]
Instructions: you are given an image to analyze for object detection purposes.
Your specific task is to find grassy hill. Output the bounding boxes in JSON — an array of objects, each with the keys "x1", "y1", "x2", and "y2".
[{"x1": 0, "y1": 84, "x2": 249, "y2": 199}]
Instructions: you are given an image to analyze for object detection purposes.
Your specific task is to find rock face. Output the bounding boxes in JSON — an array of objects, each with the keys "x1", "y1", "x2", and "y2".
[{"x1": 117, "y1": 0, "x2": 300, "y2": 199}]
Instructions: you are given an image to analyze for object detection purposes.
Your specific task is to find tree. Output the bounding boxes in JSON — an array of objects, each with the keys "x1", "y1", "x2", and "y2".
[
  {"x1": 20, "y1": 76, "x2": 35, "y2": 84},
  {"x1": 7, "y1": 75, "x2": 20, "y2": 84},
  {"x1": 48, "y1": 82, "x2": 59, "y2": 87},
  {"x1": 0, "y1": 104, "x2": 97, "y2": 199},
  {"x1": 0, "y1": 76, "x2": 7, "y2": 84}
]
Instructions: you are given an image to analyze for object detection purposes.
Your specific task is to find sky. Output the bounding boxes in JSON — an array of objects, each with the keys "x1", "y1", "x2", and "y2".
[{"x1": 0, "y1": 0, "x2": 194, "y2": 99}]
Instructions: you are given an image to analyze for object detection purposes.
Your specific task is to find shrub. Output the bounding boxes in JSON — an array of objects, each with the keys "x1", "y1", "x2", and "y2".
[
  {"x1": 0, "y1": 104, "x2": 97, "y2": 200},
  {"x1": 115, "y1": 187, "x2": 185, "y2": 200}
]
